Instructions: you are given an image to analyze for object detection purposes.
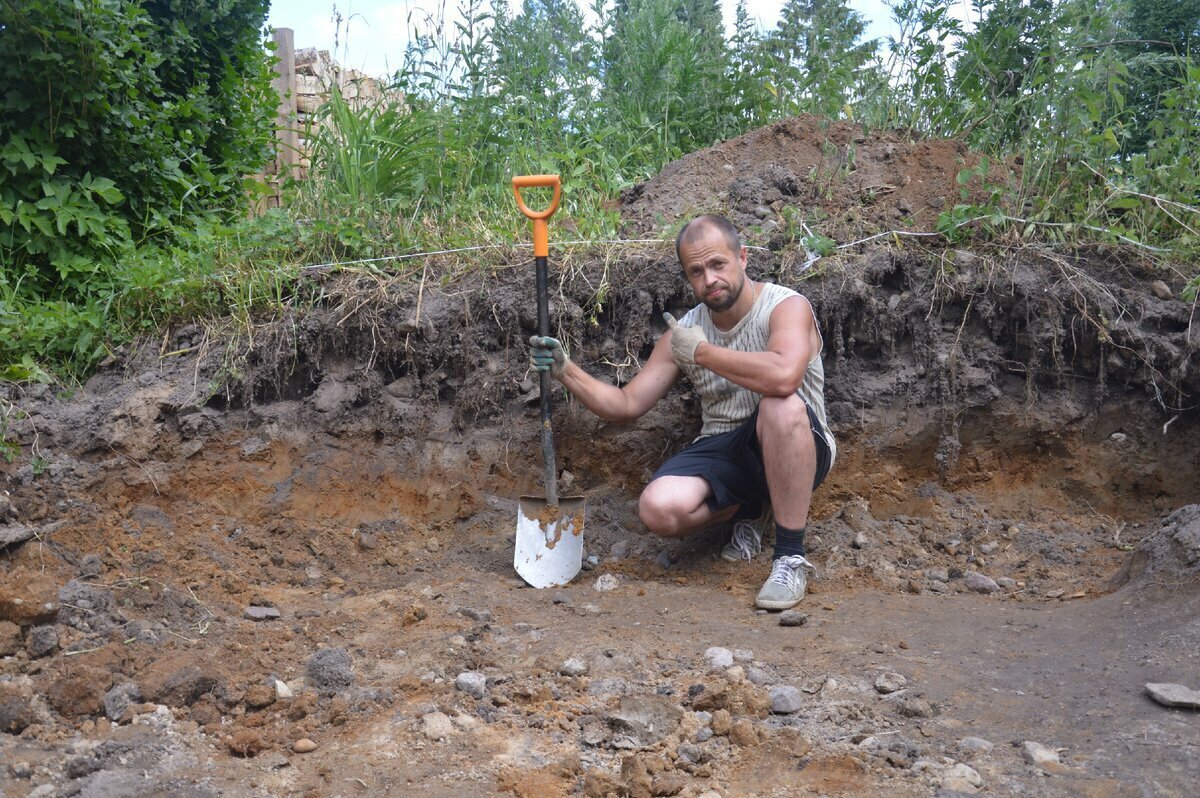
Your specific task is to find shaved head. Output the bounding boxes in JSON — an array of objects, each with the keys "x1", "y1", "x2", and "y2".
[{"x1": 675, "y1": 215, "x2": 742, "y2": 264}]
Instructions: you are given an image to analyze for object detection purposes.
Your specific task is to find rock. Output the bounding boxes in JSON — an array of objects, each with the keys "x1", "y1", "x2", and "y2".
[
  {"x1": 897, "y1": 696, "x2": 936, "y2": 718},
  {"x1": 605, "y1": 694, "x2": 684, "y2": 749},
  {"x1": 1020, "y1": 740, "x2": 1061, "y2": 766},
  {"x1": 274, "y1": 680, "x2": 294, "y2": 700},
  {"x1": 769, "y1": 686, "x2": 804, "y2": 714},
  {"x1": 746, "y1": 667, "x2": 772, "y2": 686},
  {"x1": 711, "y1": 709, "x2": 732, "y2": 735},
  {"x1": 874, "y1": 672, "x2": 907, "y2": 694},
  {"x1": 704, "y1": 647, "x2": 734, "y2": 668},
  {"x1": 459, "y1": 607, "x2": 492, "y2": 623},
  {"x1": 996, "y1": 577, "x2": 1017, "y2": 589},
  {"x1": 0, "y1": 694, "x2": 35, "y2": 734},
  {"x1": 927, "y1": 568, "x2": 950, "y2": 582},
  {"x1": 941, "y1": 762, "x2": 983, "y2": 792},
  {"x1": 228, "y1": 729, "x2": 265, "y2": 757},
  {"x1": 594, "y1": 573, "x2": 619, "y2": 592},
  {"x1": 609, "y1": 540, "x2": 632, "y2": 560},
  {"x1": 455, "y1": 671, "x2": 487, "y2": 699},
  {"x1": 779, "y1": 610, "x2": 808, "y2": 627},
  {"x1": 49, "y1": 667, "x2": 111, "y2": 717},
  {"x1": 654, "y1": 550, "x2": 673, "y2": 570},
  {"x1": 1145, "y1": 682, "x2": 1200, "y2": 709},
  {"x1": 1150, "y1": 279, "x2": 1172, "y2": 300},
  {"x1": 695, "y1": 726, "x2": 713, "y2": 742},
  {"x1": 245, "y1": 684, "x2": 275, "y2": 709},
  {"x1": 852, "y1": 532, "x2": 868, "y2": 549},
  {"x1": 559, "y1": 658, "x2": 589, "y2": 677},
  {"x1": 0, "y1": 620, "x2": 21, "y2": 656},
  {"x1": 25, "y1": 625, "x2": 57, "y2": 658},
  {"x1": 730, "y1": 718, "x2": 757, "y2": 746},
  {"x1": 0, "y1": 524, "x2": 36, "y2": 548},
  {"x1": 103, "y1": 682, "x2": 141, "y2": 721},
  {"x1": 979, "y1": 541, "x2": 999, "y2": 555},
  {"x1": 0, "y1": 572, "x2": 59, "y2": 626},
  {"x1": 958, "y1": 736, "x2": 994, "y2": 756},
  {"x1": 243, "y1": 606, "x2": 281, "y2": 621},
  {"x1": 307, "y1": 648, "x2": 354, "y2": 695},
  {"x1": 8, "y1": 761, "x2": 32, "y2": 779},
  {"x1": 292, "y1": 738, "x2": 318, "y2": 753},
  {"x1": 964, "y1": 572, "x2": 1000, "y2": 593},
  {"x1": 422, "y1": 711, "x2": 455, "y2": 740},
  {"x1": 142, "y1": 656, "x2": 219, "y2": 707}
]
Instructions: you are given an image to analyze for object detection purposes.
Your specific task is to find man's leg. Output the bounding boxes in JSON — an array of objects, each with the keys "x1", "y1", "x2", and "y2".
[
  {"x1": 756, "y1": 394, "x2": 818, "y2": 533},
  {"x1": 638, "y1": 476, "x2": 739, "y2": 538},
  {"x1": 754, "y1": 393, "x2": 819, "y2": 609}
]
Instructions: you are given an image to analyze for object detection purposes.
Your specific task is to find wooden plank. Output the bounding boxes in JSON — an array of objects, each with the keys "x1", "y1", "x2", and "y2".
[{"x1": 271, "y1": 27, "x2": 299, "y2": 192}]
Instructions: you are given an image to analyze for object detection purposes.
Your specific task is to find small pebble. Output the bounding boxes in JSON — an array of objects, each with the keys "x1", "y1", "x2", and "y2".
[
  {"x1": 455, "y1": 671, "x2": 487, "y2": 699},
  {"x1": 559, "y1": 658, "x2": 588, "y2": 677},
  {"x1": 964, "y1": 572, "x2": 1000, "y2": 593},
  {"x1": 1020, "y1": 740, "x2": 1061, "y2": 765},
  {"x1": 874, "y1": 672, "x2": 907, "y2": 694},
  {"x1": 704, "y1": 646, "x2": 734, "y2": 668},
  {"x1": 958, "y1": 736, "x2": 994, "y2": 755},
  {"x1": 769, "y1": 685, "x2": 804, "y2": 714},
  {"x1": 292, "y1": 738, "x2": 317, "y2": 753},
  {"x1": 594, "y1": 574, "x2": 619, "y2": 592},
  {"x1": 779, "y1": 610, "x2": 808, "y2": 627},
  {"x1": 979, "y1": 541, "x2": 999, "y2": 555},
  {"x1": 421, "y1": 711, "x2": 454, "y2": 740}
]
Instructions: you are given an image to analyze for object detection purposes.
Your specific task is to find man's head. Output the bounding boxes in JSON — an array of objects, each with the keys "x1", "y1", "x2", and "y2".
[{"x1": 675, "y1": 215, "x2": 748, "y2": 313}]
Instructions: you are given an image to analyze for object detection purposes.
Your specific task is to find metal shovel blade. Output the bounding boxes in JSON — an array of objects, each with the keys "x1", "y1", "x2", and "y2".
[{"x1": 514, "y1": 496, "x2": 585, "y2": 588}]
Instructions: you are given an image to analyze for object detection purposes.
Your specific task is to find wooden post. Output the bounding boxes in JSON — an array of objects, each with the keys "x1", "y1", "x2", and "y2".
[{"x1": 271, "y1": 27, "x2": 298, "y2": 205}]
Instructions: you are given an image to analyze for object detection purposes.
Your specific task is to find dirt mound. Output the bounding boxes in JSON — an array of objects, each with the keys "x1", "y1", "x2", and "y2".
[
  {"x1": 1117, "y1": 504, "x2": 1200, "y2": 589},
  {"x1": 620, "y1": 115, "x2": 1008, "y2": 241}
]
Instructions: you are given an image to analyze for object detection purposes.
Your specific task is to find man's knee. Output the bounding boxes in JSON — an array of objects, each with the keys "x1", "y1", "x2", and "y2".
[
  {"x1": 638, "y1": 483, "x2": 688, "y2": 537},
  {"x1": 757, "y1": 393, "x2": 808, "y2": 434}
]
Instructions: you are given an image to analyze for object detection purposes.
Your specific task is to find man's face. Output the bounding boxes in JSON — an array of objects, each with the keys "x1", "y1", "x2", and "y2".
[{"x1": 679, "y1": 228, "x2": 747, "y2": 313}]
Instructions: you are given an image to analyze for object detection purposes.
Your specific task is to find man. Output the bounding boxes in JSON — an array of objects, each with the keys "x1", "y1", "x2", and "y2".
[{"x1": 529, "y1": 215, "x2": 835, "y2": 609}]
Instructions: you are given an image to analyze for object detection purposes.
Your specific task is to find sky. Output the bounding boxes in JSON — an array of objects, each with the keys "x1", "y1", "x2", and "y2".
[{"x1": 266, "y1": 0, "x2": 962, "y2": 80}]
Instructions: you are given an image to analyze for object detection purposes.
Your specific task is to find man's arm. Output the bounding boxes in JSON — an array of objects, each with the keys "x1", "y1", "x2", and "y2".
[
  {"x1": 687, "y1": 296, "x2": 815, "y2": 396},
  {"x1": 545, "y1": 335, "x2": 681, "y2": 424}
]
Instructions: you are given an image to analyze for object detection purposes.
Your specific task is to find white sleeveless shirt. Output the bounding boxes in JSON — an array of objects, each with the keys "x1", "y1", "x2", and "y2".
[{"x1": 676, "y1": 283, "x2": 836, "y2": 464}]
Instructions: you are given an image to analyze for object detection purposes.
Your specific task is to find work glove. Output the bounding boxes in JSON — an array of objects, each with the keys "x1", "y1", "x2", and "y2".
[
  {"x1": 529, "y1": 335, "x2": 568, "y2": 378},
  {"x1": 662, "y1": 313, "x2": 707, "y2": 366}
]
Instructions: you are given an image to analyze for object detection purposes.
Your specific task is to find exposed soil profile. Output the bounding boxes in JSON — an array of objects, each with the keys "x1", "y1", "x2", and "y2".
[{"x1": 2, "y1": 119, "x2": 1199, "y2": 797}]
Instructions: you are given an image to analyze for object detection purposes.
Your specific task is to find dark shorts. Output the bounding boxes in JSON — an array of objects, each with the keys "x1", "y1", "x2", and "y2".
[{"x1": 651, "y1": 400, "x2": 833, "y2": 517}]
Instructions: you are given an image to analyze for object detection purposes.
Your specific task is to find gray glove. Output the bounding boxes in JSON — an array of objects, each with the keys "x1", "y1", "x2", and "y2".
[
  {"x1": 529, "y1": 335, "x2": 567, "y2": 378},
  {"x1": 662, "y1": 313, "x2": 707, "y2": 366}
]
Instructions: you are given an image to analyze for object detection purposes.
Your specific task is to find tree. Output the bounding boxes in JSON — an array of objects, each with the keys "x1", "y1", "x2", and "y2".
[{"x1": 766, "y1": 0, "x2": 878, "y2": 118}]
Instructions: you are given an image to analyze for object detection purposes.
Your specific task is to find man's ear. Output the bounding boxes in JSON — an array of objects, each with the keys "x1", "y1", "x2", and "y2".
[{"x1": 739, "y1": 246, "x2": 749, "y2": 268}]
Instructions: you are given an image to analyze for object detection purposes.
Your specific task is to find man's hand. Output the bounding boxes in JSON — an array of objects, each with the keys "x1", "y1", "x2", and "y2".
[
  {"x1": 662, "y1": 313, "x2": 707, "y2": 366},
  {"x1": 529, "y1": 335, "x2": 568, "y2": 378}
]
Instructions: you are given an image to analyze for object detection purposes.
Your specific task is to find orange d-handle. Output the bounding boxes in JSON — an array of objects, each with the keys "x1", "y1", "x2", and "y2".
[{"x1": 512, "y1": 174, "x2": 561, "y2": 258}]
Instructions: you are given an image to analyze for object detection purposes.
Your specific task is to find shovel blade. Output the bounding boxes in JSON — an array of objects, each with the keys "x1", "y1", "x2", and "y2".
[{"x1": 515, "y1": 496, "x2": 585, "y2": 588}]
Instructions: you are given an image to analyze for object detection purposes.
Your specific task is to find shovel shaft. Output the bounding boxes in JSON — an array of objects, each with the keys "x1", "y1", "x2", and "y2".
[{"x1": 536, "y1": 254, "x2": 558, "y2": 506}]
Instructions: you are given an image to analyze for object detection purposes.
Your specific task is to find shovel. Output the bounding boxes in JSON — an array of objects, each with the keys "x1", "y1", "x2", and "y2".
[{"x1": 512, "y1": 174, "x2": 585, "y2": 588}]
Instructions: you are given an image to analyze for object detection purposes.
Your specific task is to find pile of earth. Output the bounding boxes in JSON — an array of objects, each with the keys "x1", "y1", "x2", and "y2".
[{"x1": 1, "y1": 118, "x2": 1199, "y2": 797}]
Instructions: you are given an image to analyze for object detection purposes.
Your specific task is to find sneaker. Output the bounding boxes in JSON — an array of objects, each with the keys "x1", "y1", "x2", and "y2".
[
  {"x1": 755, "y1": 555, "x2": 818, "y2": 610},
  {"x1": 720, "y1": 505, "x2": 772, "y2": 562}
]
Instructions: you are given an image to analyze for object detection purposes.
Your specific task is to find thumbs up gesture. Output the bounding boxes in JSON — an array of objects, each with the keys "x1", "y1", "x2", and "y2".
[{"x1": 662, "y1": 313, "x2": 708, "y2": 366}]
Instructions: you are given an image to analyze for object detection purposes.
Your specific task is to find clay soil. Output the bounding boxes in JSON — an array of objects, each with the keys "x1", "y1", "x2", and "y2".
[{"x1": 2, "y1": 117, "x2": 1199, "y2": 798}]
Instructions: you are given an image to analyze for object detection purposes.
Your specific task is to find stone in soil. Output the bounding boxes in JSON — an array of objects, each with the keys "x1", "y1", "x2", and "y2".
[
  {"x1": 245, "y1": 683, "x2": 275, "y2": 709},
  {"x1": 940, "y1": 762, "x2": 983, "y2": 791},
  {"x1": 958, "y1": 736, "x2": 994, "y2": 756},
  {"x1": 25, "y1": 625, "x2": 58, "y2": 658},
  {"x1": 779, "y1": 610, "x2": 808, "y2": 627},
  {"x1": 605, "y1": 693, "x2": 684, "y2": 749},
  {"x1": 103, "y1": 682, "x2": 142, "y2": 721},
  {"x1": 730, "y1": 718, "x2": 758, "y2": 746},
  {"x1": 769, "y1": 686, "x2": 804, "y2": 714},
  {"x1": 0, "y1": 693, "x2": 36, "y2": 735},
  {"x1": 49, "y1": 666, "x2": 111, "y2": 717},
  {"x1": 422, "y1": 711, "x2": 455, "y2": 740},
  {"x1": 704, "y1": 646, "x2": 734, "y2": 668},
  {"x1": 228, "y1": 729, "x2": 265, "y2": 757},
  {"x1": 274, "y1": 680, "x2": 294, "y2": 700},
  {"x1": 243, "y1": 606, "x2": 281, "y2": 621},
  {"x1": 307, "y1": 647, "x2": 354, "y2": 695},
  {"x1": 459, "y1": 606, "x2": 492, "y2": 623},
  {"x1": 874, "y1": 672, "x2": 907, "y2": 694},
  {"x1": 1020, "y1": 740, "x2": 1061, "y2": 765},
  {"x1": 559, "y1": 658, "x2": 589, "y2": 677},
  {"x1": 455, "y1": 671, "x2": 487, "y2": 699},
  {"x1": 142, "y1": 655, "x2": 220, "y2": 707},
  {"x1": 293, "y1": 738, "x2": 318, "y2": 753},
  {"x1": 711, "y1": 709, "x2": 732, "y2": 735},
  {"x1": 594, "y1": 573, "x2": 619, "y2": 592},
  {"x1": 0, "y1": 620, "x2": 21, "y2": 656},
  {"x1": 1145, "y1": 682, "x2": 1200, "y2": 709},
  {"x1": 964, "y1": 572, "x2": 1000, "y2": 593},
  {"x1": 0, "y1": 572, "x2": 59, "y2": 626}
]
